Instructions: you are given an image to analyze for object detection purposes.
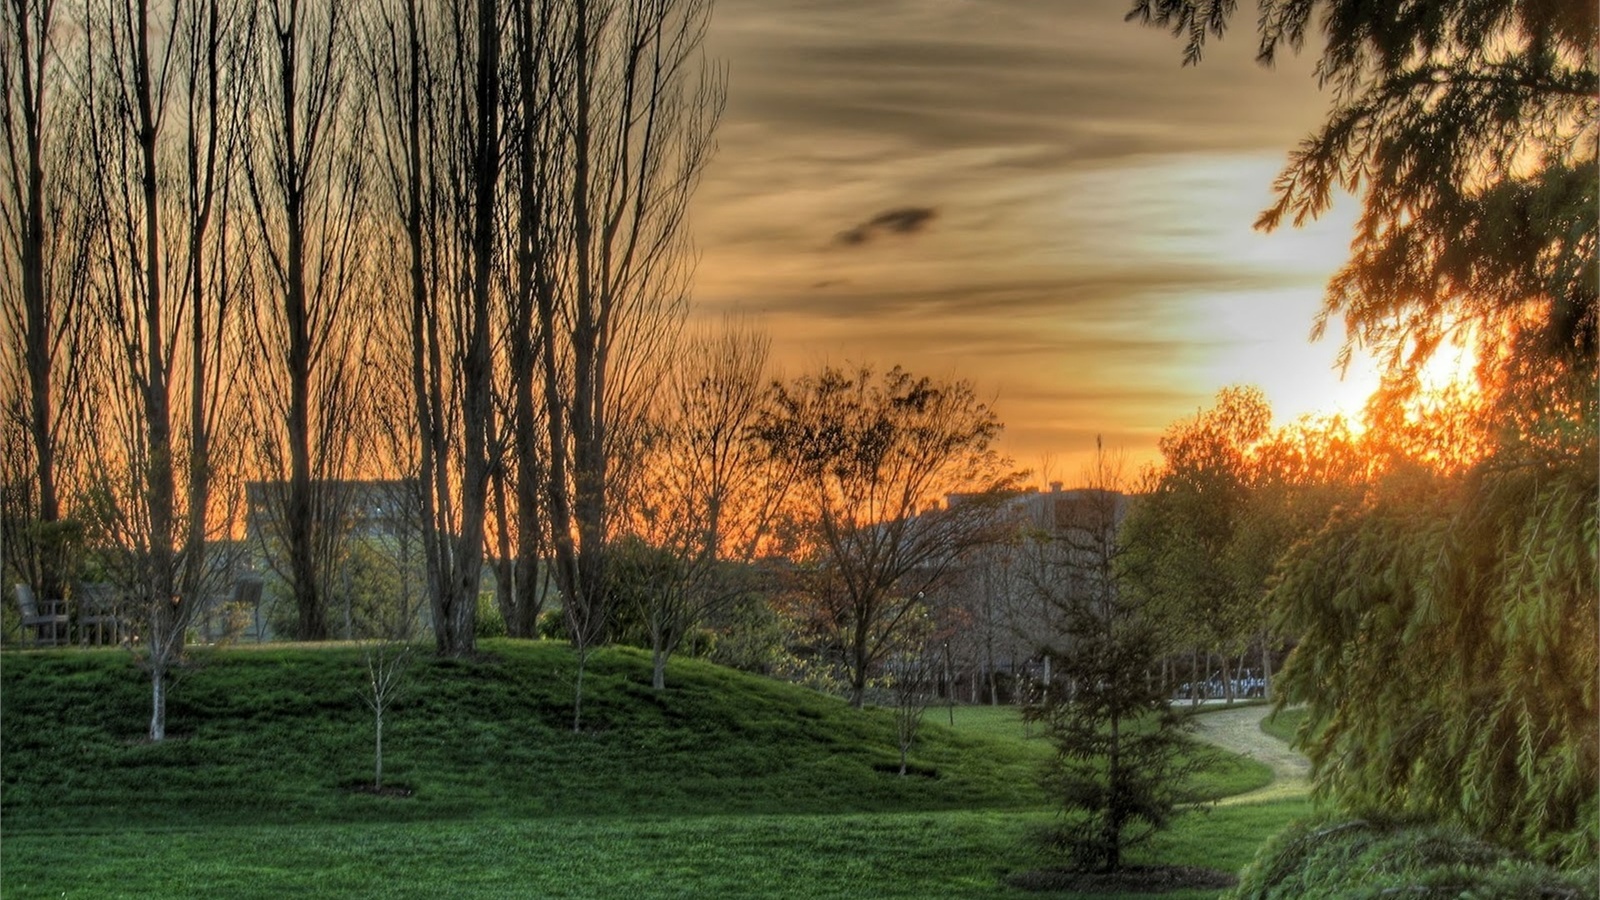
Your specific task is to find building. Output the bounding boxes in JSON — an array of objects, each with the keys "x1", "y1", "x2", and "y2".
[{"x1": 244, "y1": 479, "x2": 423, "y2": 544}]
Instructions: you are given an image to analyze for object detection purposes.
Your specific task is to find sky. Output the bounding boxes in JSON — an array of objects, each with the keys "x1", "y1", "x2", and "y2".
[{"x1": 686, "y1": 0, "x2": 1379, "y2": 481}]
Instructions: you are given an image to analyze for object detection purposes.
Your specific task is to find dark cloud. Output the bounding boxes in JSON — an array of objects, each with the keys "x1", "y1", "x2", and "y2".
[{"x1": 834, "y1": 206, "x2": 939, "y2": 246}]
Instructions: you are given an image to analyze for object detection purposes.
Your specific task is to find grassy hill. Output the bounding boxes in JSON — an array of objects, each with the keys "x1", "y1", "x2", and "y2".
[{"x1": 0, "y1": 640, "x2": 1296, "y2": 898}]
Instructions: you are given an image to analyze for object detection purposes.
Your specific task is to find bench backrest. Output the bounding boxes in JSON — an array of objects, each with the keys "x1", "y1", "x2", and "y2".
[{"x1": 14, "y1": 583, "x2": 40, "y2": 617}]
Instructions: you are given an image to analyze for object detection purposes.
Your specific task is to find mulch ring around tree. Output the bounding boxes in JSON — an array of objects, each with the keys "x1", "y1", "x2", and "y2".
[{"x1": 1005, "y1": 865, "x2": 1238, "y2": 894}]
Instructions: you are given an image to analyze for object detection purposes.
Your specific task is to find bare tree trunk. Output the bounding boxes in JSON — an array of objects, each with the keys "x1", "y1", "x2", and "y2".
[
  {"x1": 7, "y1": 0, "x2": 59, "y2": 539},
  {"x1": 446, "y1": 0, "x2": 503, "y2": 658},
  {"x1": 149, "y1": 664, "x2": 167, "y2": 742},
  {"x1": 1261, "y1": 631, "x2": 1273, "y2": 702},
  {"x1": 849, "y1": 602, "x2": 870, "y2": 708},
  {"x1": 491, "y1": 461, "x2": 517, "y2": 631},
  {"x1": 246, "y1": 0, "x2": 371, "y2": 642},
  {"x1": 572, "y1": 643, "x2": 588, "y2": 732},
  {"x1": 1, "y1": 0, "x2": 94, "y2": 609},
  {"x1": 178, "y1": 0, "x2": 232, "y2": 618},
  {"x1": 374, "y1": 703, "x2": 384, "y2": 788},
  {"x1": 1190, "y1": 648, "x2": 1200, "y2": 708},
  {"x1": 1220, "y1": 652, "x2": 1234, "y2": 704},
  {"x1": 506, "y1": 0, "x2": 552, "y2": 641}
]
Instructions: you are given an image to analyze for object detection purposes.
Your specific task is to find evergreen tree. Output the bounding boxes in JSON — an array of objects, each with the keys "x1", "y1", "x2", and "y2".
[
  {"x1": 1024, "y1": 446, "x2": 1207, "y2": 873},
  {"x1": 1130, "y1": 0, "x2": 1596, "y2": 396},
  {"x1": 1272, "y1": 403, "x2": 1598, "y2": 865},
  {"x1": 1132, "y1": 0, "x2": 1599, "y2": 865}
]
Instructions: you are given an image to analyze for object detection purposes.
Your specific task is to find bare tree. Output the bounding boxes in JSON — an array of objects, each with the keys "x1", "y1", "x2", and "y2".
[
  {"x1": 1, "y1": 0, "x2": 98, "y2": 603},
  {"x1": 79, "y1": 0, "x2": 246, "y2": 739},
  {"x1": 355, "y1": 521, "x2": 424, "y2": 791},
  {"x1": 623, "y1": 319, "x2": 788, "y2": 689},
  {"x1": 489, "y1": 0, "x2": 561, "y2": 641},
  {"x1": 358, "y1": 639, "x2": 411, "y2": 790},
  {"x1": 242, "y1": 0, "x2": 372, "y2": 642},
  {"x1": 534, "y1": 0, "x2": 723, "y2": 670},
  {"x1": 366, "y1": 0, "x2": 503, "y2": 658},
  {"x1": 888, "y1": 615, "x2": 937, "y2": 777},
  {"x1": 755, "y1": 365, "x2": 1013, "y2": 708}
]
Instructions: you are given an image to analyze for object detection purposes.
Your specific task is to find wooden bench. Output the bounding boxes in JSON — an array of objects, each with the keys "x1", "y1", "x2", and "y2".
[{"x1": 14, "y1": 584, "x2": 68, "y2": 647}]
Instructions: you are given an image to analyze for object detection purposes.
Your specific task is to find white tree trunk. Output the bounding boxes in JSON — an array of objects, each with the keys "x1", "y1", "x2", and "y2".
[
  {"x1": 150, "y1": 669, "x2": 167, "y2": 742},
  {"x1": 374, "y1": 706, "x2": 384, "y2": 789}
]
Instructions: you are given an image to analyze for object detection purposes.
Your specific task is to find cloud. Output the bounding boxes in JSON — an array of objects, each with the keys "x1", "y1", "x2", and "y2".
[
  {"x1": 691, "y1": 0, "x2": 1353, "y2": 474},
  {"x1": 707, "y1": 0, "x2": 1329, "y2": 164},
  {"x1": 732, "y1": 265, "x2": 1306, "y2": 321},
  {"x1": 833, "y1": 206, "x2": 939, "y2": 246}
]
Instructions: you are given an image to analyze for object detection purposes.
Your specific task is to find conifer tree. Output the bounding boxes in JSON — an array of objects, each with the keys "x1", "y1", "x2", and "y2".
[
  {"x1": 1024, "y1": 444, "x2": 1207, "y2": 873},
  {"x1": 1133, "y1": 0, "x2": 1599, "y2": 864}
]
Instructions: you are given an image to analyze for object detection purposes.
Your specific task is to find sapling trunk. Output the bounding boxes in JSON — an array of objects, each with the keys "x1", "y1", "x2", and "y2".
[
  {"x1": 150, "y1": 668, "x2": 166, "y2": 742},
  {"x1": 374, "y1": 704, "x2": 384, "y2": 789}
]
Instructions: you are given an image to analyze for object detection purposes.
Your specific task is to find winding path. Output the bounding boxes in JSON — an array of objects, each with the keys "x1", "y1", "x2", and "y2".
[{"x1": 1191, "y1": 704, "x2": 1311, "y2": 805}]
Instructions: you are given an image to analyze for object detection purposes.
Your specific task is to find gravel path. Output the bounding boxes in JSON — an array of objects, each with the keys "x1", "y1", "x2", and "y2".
[{"x1": 1191, "y1": 704, "x2": 1311, "y2": 805}]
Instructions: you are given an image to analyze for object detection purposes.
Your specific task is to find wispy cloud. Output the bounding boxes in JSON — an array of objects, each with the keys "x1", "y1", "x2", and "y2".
[{"x1": 692, "y1": 0, "x2": 1355, "y2": 473}]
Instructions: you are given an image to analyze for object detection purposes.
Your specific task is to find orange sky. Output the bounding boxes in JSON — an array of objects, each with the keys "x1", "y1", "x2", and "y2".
[{"x1": 689, "y1": 0, "x2": 1380, "y2": 480}]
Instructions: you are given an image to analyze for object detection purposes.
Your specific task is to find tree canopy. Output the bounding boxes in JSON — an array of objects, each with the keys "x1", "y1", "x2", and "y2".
[
  {"x1": 754, "y1": 365, "x2": 1011, "y2": 708},
  {"x1": 1130, "y1": 0, "x2": 1597, "y2": 396},
  {"x1": 1131, "y1": 0, "x2": 1599, "y2": 865}
]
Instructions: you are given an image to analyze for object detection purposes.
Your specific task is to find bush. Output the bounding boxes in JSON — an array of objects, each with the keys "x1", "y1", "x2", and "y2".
[
  {"x1": 475, "y1": 591, "x2": 506, "y2": 639},
  {"x1": 1228, "y1": 816, "x2": 1597, "y2": 899},
  {"x1": 536, "y1": 608, "x2": 566, "y2": 641}
]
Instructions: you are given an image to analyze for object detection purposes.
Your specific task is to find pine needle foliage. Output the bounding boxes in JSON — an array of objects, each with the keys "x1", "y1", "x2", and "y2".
[
  {"x1": 1227, "y1": 815, "x2": 1597, "y2": 899},
  {"x1": 1129, "y1": 0, "x2": 1597, "y2": 391},
  {"x1": 1131, "y1": 0, "x2": 1599, "y2": 868},
  {"x1": 1023, "y1": 451, "x2": 1211, "y2": 873},
  {"x1": 1272, "y1": 404, "x2": 1598, "y2": 865},
  {"x1": 1027, "y1": 612, "x2": 1211, "y2": 874}
]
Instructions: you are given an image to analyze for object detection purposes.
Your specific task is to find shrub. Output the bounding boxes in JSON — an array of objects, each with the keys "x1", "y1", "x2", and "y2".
[{"x1": 1228, "y1": 816, "x2": 1597, "y2": 899}]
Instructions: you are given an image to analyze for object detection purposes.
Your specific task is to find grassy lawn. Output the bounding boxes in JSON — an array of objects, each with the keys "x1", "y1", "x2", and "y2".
[
  {"x1": 1259, "y1": 706, "x2": 1308, "y2": 747},
  {"x1": 1, "y1": 641, "x2": 1308, "y2": 898}
]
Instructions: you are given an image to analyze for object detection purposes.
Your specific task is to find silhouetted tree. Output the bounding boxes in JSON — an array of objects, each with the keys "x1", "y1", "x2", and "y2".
[
  {"x1": 366, "y1": 0, "x2": 503, "y2": 658},
  {"x1": 243, "y1": 0, "x2": 372, "y2": 642},
  {"x1": 80, "y1": 0, "x2": 246, "y2": 739},
  {"x1": 755, "y1": 365, "x2": 1011, "y2": 708},
  {"x1": 0, "y1": 0, "x2": 96, "y2": 605},
  {"x1": 623, "y1": 320, "x2": 788, "y2": 689}
]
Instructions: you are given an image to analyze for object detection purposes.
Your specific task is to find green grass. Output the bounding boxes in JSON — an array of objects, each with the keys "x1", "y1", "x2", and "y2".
[
  {"x1": 939, "y1": 703, "x2": 1275, "y2": 802},
  {"x1": 1, "y1": 640, "x2": 1306, "y2": 898},
  {"x1": 2, "y1": 641, "x2": 1059, "y2": 829},
  {"x1": 1260, "y1": 706, "x2": 1308, "y2": 747},
  {"x1": 1, "y1": 802, "x2": 1319, "y2": 899}
]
